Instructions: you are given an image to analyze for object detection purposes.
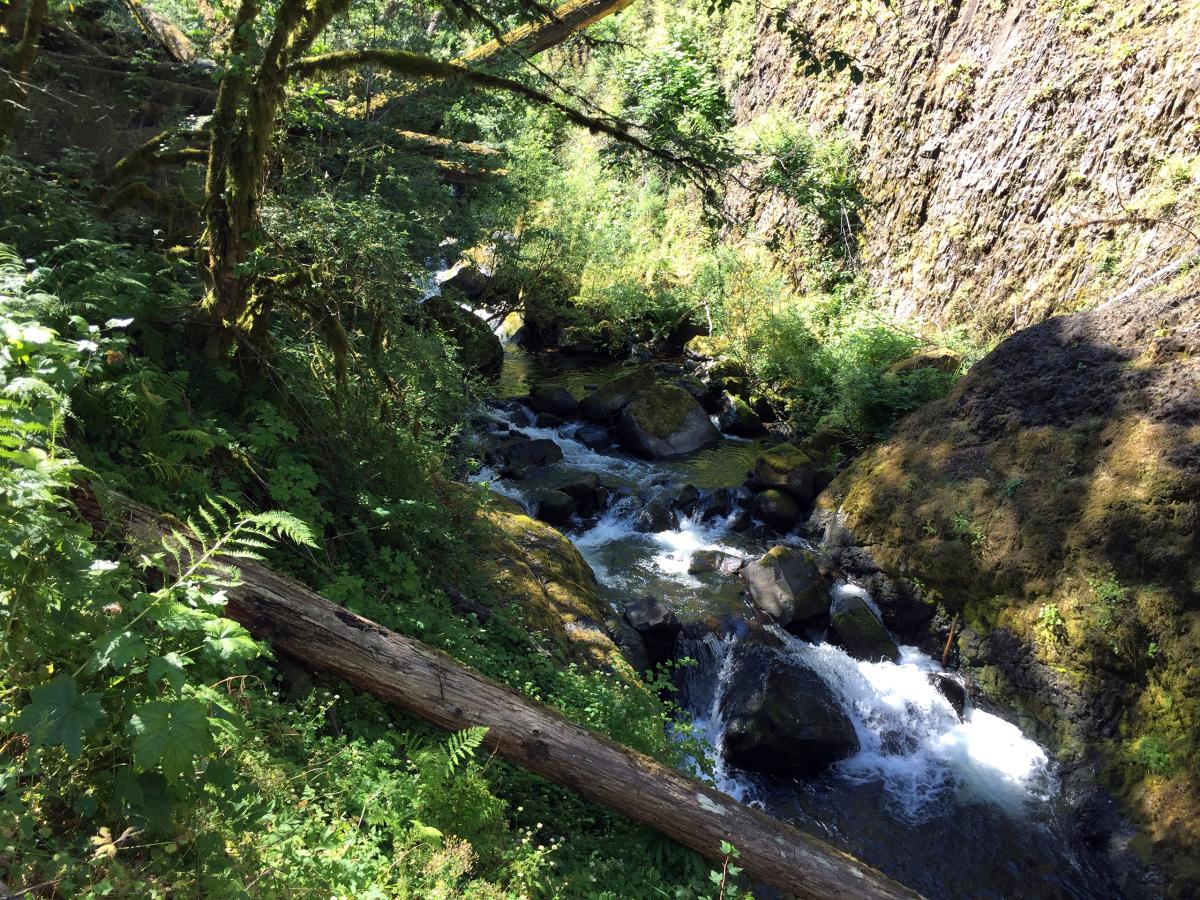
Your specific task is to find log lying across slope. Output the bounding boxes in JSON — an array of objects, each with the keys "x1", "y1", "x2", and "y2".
[{"x1": 83, "y1": 492, "x2": 920, "y2": 900}]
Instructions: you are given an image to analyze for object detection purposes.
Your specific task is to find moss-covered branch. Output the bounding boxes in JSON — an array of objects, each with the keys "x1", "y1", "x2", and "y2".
[{"x1": 292, "y1": 48, "x2": 692, "y2": 171}]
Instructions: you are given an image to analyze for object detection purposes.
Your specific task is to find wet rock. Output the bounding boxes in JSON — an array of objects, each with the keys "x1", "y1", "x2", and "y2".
[
  {"x1": 555, "y1": 472, "x2": 600, "y2": 500},
  {"x1": 535, "y1": 412, "x2": 565, "y2": 429},
  {"x1": 719, "y1": 644, "x2": 859, "y2": 777},
  {"x1": 673, "y1": 373, "x2": 722, "y2": 411},
  {"x1": 496, "y1": 437, "x2": 563, "y2": 477},
  {"x1": 533, "y1": 489, "x2": 576, "y2": 525},
  {"x1": 575, "y1": 423, "x2": 614, "y2": 451},
  {"x1": 699, "y1": 487, "x2": 735, "y2": 521},
  {"x1": 670, "y1": 483, "x2": 702, "y2": 516},
  {"x1": 421, "y1": 295, "x2": 503, "y2": 376},
  {"x1": 828, "y1": 592, "x2": 900, "y2": 663},
  {"x1": 688, "y1": 549, "x2": 744, "y2": 576},
  {"x1": 623, "y1": 596, "x2": 681, "y2": 671},
  {"x1": 617, "y1": 384, "x2": 721, "y2": 459},
  {"x1": 886, "y1": 347, "x2": 962, "y2": 376},
  {"x1": 579, "y1": 371, "x2": 645, "y2": 420},
  {"x1": 929, "y1": 672, "x2": 968, "y2": 720},
  {"x1": 528, "y1": 384, "x2": 578, "y2": 417},
  {"x1": 633, "y1": 497, "x2": 677, "y2": 533},
  {"x1": 748, "y1": 443, "x2": 816, "y2": 501},
  {"x1": 742, "y1": 546, "x2": 832, "y2": 629},
  {"x1": 717, "y1": 393, "x2": 765, "y2": 436},
  {"x1": 440, "y1": 266, "x2": 490, "y2": 304},
  {"x1": 751, "y1": 489, "x2": 800, "y2": 532}
]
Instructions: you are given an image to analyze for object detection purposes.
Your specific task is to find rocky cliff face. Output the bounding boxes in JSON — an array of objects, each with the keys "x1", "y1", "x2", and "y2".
[{"x1": 732, "y1": 0, "x2": 1200, "y2": 336}]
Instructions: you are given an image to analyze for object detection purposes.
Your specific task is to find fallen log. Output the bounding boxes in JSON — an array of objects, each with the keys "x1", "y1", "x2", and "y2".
[{"x1": 78, "y1": 490, "x2": 920, "y2": 900}]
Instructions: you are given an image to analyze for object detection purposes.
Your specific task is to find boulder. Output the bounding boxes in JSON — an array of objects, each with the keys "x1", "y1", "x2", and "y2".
[
  {"x1": 930, "y1": 672, "x2": 968, "y2": 720},
  {"x1": 574, "y1": 423, "x2": 614, "y2": 452},
  {"x1": 670, "y1": 483, "x2": 702, "y2": 517},
  {"x1": 496, "y1": 437, "x2": 563, "y2": 477},
  {"x1": 633, "y1": 497, "x2": 677, "y2": 533},
  {"x1": 742, "y1": 546, "x2": 831, "y2": 629},
  {"x1": 421, "y1": 295, "x2": 503, "y2": 376},
  {"x1": 699, "y1": 487, "x2": 735, "y2": 521},
  {"x1": 528, "y1": 384, "x2": 578, "y2": 417},
  {"x1": 749, "y1": 443, "x2": 816, "y2": 501},
  {"x1": 535, "y1": 412, "x2": 565, "y2": 429},
  {"x1": 440, "y1": 266, "x2": 491, "y2": 304},
  {"x1": 533, "y1": 489, "x2": 576, "y2": 525},
  {"x1": 719, "y1": 644, "x2": 859, "y2": 777},
  {"x1": 617, "y1": 384, "x2": 721, "y2": 459},
  {"x1": 579, "y1": 371, "x2": 646, "y2": 421},
  {"x1": 673, "y1": 374, "x2": 722, "y2": 411},
  {"x1": 886, "y1": 347, "x2": 962, "y2": 377},
  {"x1": 717, "y1": 393, "x2": 765, "y2": 436},
  {"x1": 555, "y1": 473, "x2": 600, "y2": 500},
  {"x1": 828, "y1": 593, "x2": 901, "y2": 663},
  {"x1": 684, "y1": 334, "x2": 728, "y2": 360},
  {"x1": 751, "y1": 489, "x2": 800, "y2": 532},
  {"x1": 688, "y1": 549, "x2": 745, "y2": 576},
  {"x1": 623, "y1": 596, "x2": 681, "y2": 671}
]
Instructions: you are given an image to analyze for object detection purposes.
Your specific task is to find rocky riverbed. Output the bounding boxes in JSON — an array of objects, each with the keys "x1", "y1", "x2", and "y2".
[{"x1": 463, "y1": 339, "x2": 1153, "y2": 899}]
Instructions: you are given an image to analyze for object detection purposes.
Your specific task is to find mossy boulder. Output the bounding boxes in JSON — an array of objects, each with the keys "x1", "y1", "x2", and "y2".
[
  {"x1": 886, "y1": 347, "x2": 962, "y2": 376},
  {"x1": 717, "y1": 393, "x2": 765, "y2": 436},
  {"x1": 684, "y1": 334, "x2": 729, "y2": 360},
  {"x1": 473, "y1": 500, "x2": 629, "y2": 668},
  {"x1": 818, "y1": 288, "x2": 1200, "y2": 891},
  {"x1": 828, "y1": 594, "x2": 900, "y2": 663},
  {"x1": 742, "y1": 546, "x2": 831, "y2": 629},
  {"x1": 751, "y1": 489, "x2": 800, "y2": 531},
  {"x1": 616, "y1": 383, "x2": 720, "y2": 459},
  {"x1": 579, "y1": 370, "x2": 647, "y2": 421},
  {"x1": 422, "y1": 294, "x2": 503, "y2": 376},
  {"x1": 750, "y1": 443, "x2": 816, "y2": 501}
]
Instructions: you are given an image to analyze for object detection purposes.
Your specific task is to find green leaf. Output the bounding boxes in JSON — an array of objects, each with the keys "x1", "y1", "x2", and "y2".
[
  {"x1": 15, "y1": 674, "x2": 105, "y2": 759},
  {"x1": 202, "y1": 618, "x2": 262, "y2": 663},
  {"x1": 130, "y1": 699, "x2": 214, "y2": 781},
  {"x1": 148, "y1": 653, "x2": 188, "y2": 692},
  {"x1": 90, "y1": 629, "x2": 148, "y2": 671}
]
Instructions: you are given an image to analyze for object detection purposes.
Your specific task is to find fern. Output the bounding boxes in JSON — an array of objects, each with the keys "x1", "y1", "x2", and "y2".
[
  {"x1": 441, "y1": 726, "x2": 489, "y2": 776},
  {"x1": 153, "y1": 496, "x2": 317, "y2": 590}
]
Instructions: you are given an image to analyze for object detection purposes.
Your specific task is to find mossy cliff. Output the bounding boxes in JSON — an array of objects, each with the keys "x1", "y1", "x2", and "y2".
[
  {"x1": 733, "y1": 0, "x2": 1200, "y2": 335},
  {"x1": 818, "y1": 287, "x2": 1200, "y2": 893}
]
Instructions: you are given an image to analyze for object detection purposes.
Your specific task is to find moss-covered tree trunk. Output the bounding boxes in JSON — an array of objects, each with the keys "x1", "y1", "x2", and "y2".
[{"x1": 0, "y1": 0, "x2": 48, "y2": 153}]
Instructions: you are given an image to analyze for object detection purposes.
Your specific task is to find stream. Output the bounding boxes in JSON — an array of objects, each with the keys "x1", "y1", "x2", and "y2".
[{"x1": 471, "y1": 341, "x2": 1118, "y2": 898}]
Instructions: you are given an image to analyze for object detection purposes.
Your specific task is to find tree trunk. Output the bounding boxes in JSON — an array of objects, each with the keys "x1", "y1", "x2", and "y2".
[
  {"x1": 121, "y1": 0, "x2": 196, "y2": 63},
  {"x1": 0, "y1": 0, "x2": 48, "y2": 153},
  {"x1": 78, "y1": 490, "x2": 920, "y2": 900}
]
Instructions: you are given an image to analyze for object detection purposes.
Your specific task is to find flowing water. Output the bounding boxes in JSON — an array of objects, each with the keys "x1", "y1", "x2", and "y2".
[{"x1": 470, "y1": 340, "x2": 1116, "y2": 898}]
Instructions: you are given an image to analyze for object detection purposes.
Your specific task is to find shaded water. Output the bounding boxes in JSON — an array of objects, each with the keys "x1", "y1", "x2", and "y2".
[{"x1": 476, "y1": 349, "x2": 1114, "y2": 899}]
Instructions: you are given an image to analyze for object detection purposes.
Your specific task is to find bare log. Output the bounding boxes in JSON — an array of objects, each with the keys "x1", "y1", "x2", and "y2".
[{"x1": 78, "y1": 490, "x2": 920, "y2": 900}]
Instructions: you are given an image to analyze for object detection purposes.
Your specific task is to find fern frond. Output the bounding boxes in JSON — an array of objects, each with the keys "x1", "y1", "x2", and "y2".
[
  {"x1": 246, "y1": 510, "x2": 317, "y2": 548},
  {"x1": 441, "y1": 726, "x2": 488, "y2": 775}
]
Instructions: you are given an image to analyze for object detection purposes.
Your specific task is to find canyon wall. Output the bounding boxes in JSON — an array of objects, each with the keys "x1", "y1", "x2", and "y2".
[{"x1": 732, "y1": 0, "x2": 1200, "y2": 335}]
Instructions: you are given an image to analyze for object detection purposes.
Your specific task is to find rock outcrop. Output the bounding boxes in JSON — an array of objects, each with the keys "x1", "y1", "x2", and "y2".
[
  {"x1": 421, "y1": 295, "x2": 504, "y2": 375},
  {"x1": 816, "y1": 288, "x2": 1200, "y2": 890}
]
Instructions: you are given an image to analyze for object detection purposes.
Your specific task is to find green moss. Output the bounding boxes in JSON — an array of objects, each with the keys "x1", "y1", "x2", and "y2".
[{"x1": 624, "y1": 384, "x2": 697, "y2": 439}]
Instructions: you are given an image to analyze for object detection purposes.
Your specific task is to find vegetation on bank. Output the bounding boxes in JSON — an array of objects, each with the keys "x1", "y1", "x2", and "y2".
[{"x1": 0, "y1": 0, "x2": 975, "y2": 896}]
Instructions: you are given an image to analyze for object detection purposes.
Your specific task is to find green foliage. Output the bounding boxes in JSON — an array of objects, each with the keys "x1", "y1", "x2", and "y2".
[{"x1": 1035, "y1": 603, "x2": 1068, "y2": 646}]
